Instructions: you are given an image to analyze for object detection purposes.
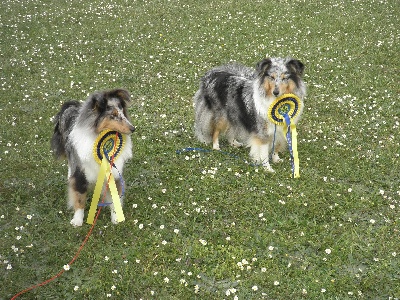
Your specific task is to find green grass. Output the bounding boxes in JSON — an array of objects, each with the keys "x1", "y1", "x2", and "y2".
[{"x1": 1, "y1": 0, "x2": 399, "y2": 299}]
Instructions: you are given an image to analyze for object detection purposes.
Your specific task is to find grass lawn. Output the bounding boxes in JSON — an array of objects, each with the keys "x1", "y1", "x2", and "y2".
[{"x1": 1, "y1": 0, "x2": 399, "y2": 299}]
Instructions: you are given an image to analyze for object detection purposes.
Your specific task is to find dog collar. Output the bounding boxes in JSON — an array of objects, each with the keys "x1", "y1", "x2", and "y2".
[
  {"x1": 267, "y1": 93, "x2": 302, "y2": 125},
  {"x1": 93, "y1": 130, "x2": 125, "y2": 164}
]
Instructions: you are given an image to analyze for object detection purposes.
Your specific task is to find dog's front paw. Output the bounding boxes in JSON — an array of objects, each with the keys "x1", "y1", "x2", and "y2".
[
  {"x1": 70, "y1": 209, "x2": 84, "y2": 227},
  {"x1": 262, "y1": 162, "x2": 276, "y2": 173},
  {"x1": 230, "y1": 139, "x2": 243, "y2": 148},
  {"x1": 272, "y1": 153, "x2": 283, "y2": 163},
  {"x1": 212, "y1": 143, "x2": 220, "y2": 151},
  {"x1": 111, "y1": 210, "x2": 118, "y2": 224},
  {"x1": 70, "y1": 219, "x2": 83, "y2": 227}
]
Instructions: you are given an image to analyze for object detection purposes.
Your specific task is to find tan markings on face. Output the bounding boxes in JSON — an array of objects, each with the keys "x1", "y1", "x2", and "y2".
[
  {"x1": 263, "y1": 72, "x2": 298, "y2": 96},
  {"x1": 97, "y1": 118, "x2": 133, "y2": 134},
  {"x1": 112, "y1": 108, "x2": 119, "y2": 118},
  {"x1": 263, "y1": 77, "x2": 275, "y2": 97},
  {"x1": 284, "y1": 80, "x2": 297, "y2": 94}
]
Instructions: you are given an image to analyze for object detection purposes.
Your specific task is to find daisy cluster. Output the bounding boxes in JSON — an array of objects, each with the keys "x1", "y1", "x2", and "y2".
[{"x1": 1, "y1": 209, "x2": 35, "y2": 272}]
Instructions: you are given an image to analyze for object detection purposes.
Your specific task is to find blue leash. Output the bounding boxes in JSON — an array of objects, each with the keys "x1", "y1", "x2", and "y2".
[
  {"x1": 176, "y1": 147, "x2": 212, "y2": 154},
  {"x1": 178, "y1": 125, "x2": 281, "y2": 168},
  {"x1": 269, "y1": 125, "x2": 277, "y2": 162},
  {"x1": 176, "y1": 147, "x2": 261, "y2": 167}
]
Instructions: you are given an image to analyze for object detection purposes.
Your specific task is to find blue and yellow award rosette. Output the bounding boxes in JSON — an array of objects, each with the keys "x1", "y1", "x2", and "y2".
[
  {"x1": 267, "y1": 93, "x2": 302, "y2": 178},
  {"x1": 87, "y1": 130, "x2": 126, "y2": 224}
]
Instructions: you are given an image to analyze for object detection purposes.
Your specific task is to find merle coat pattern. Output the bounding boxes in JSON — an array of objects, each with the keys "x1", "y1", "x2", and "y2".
[
  {"x1": 51, "y1": 89, "x2": 135, "y2": 226},
  {"x1": 194, "y1": 57, "x2": 306, "y2": 172}
]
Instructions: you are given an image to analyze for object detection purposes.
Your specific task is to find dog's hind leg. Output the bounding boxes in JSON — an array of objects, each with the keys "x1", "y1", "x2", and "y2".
[
  {"x1": 212, "y1": 118, "x2": 228, "y2": 150},
  {"x1": 229, "y1": 139, "x2": 243, "y2": 148},
  {"x1": 212, "y1": 130, "x2": 221, "y2": 150},
  {"x1": 68, "y1": 168, "x2": 88, "y2": 227},
  {"x1": 226, "y1": 128, "x2": 243, "y2": 148}
]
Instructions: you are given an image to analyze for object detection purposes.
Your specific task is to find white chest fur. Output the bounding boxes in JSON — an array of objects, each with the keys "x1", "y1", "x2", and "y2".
[{"x1": 70, "y1": 127, "x2": 132, "y2": 183}]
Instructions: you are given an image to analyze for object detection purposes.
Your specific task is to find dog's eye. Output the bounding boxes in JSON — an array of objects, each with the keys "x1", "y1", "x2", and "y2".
[{"x1": 267, "y1": 75, "x2": 276, "y2": 80}]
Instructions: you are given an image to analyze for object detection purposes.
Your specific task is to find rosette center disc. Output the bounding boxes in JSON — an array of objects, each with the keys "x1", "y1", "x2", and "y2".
[
  {"x1": 93, "y1": 130, "x2": 125, "y2": 164},
  {"x1": 267, "y1": 93, "x2": 302, "y2": 125}
]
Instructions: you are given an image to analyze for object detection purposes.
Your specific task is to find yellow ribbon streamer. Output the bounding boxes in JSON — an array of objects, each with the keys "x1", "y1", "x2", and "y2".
[
  {"x1": 87, "y1": 158, "x2": 125, "y2": 224},
  {"x1": 87, "y1": 130, "x2": 125, "y2": 224},
  {"x1": 283, "y1": 118, "x2": 300, "y2": 178},
  {"x1": 290, "y1": 123, "x2": 300, "y2": 178}
]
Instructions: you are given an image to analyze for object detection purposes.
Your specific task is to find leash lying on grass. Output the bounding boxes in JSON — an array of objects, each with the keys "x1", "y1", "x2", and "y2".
[
  {"x1": 177, "y1": 94, "x2": 302, "y2": 178},
  {"x1": 12, "y1": 133, "x2": 122, "y2": 299}
]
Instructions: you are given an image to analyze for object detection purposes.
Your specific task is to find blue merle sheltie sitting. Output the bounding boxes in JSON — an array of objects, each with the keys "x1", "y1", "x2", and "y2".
[
  {"x1": 194, "y1": 57, "x2": 306, "y2": 172},
  {"x1": 51, "y1": 89, "x2": 135, "y2": 226}
]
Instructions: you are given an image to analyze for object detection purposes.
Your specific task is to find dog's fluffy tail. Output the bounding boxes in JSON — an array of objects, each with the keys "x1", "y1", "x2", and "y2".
[
  {"x1": 193, "y1": 89, "x2": 214, "y2": 144},
  {"x1": 51, "y1": 101, "x2": 80, "y2": 159}
]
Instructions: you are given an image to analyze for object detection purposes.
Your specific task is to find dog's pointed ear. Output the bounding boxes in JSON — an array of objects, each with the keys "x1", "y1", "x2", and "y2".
[
  {"x1": 109, "y1": 89, "x2": 132, "y2": 106},
  {"x1": 89, "y1": 91, "x2": 106, "y2": 110},
  {"x1": 286, "y1": 59, "x2": 305, "y2": 77},
  {"x1": 256, "y1": 58, "x2": 272, "y2": 75}
]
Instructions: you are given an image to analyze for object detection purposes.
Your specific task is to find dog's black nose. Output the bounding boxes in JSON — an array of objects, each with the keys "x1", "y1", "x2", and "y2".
[
  {"x1": 130, "y1": 125, "x2": 136, "y2": 133},
  {"x1": 273, "y1": 89, "x2": 280, "y2": 96}
]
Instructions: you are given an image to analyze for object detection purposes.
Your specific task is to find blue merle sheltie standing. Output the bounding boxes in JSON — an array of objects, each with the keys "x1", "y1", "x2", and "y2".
[
  {"x1": 51, "y1": 89, "x2": 135, "y2": 226},
  {"x1": 194, "y1": 57, "x2": 306, "y2": 172}
]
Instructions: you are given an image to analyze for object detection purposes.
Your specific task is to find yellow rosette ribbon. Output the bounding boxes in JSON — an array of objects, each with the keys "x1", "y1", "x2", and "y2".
[
  {"x1": 267, "y1": 93, "x2": 302, "y2": 178},
  {"x1": 87, "y1": 130, "x2": 126, "y2": 224}
]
